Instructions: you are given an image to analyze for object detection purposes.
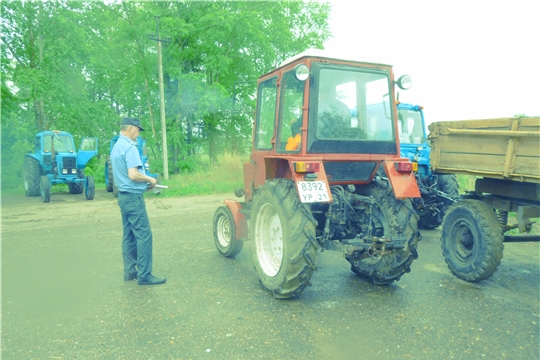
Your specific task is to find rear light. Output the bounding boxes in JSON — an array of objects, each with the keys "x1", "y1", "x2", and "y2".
[
  {"x1": 294, "y1": 162, "x2": 320, "y2": 173},
  {"x1": 412, "y1": 162, "x2": 418, "y2": 172},
  {"x1": 394, "y1": 162, "x2": 413, "y2": 172}
]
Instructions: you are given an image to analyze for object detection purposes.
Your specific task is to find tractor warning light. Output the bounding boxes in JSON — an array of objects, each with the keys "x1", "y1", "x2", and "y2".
[
  {"x1": 394, "y1": 162, "x2": 414, "y2": 172},
  {"x1": 294, "y1": 162, "x2": 320, "y2": 173}
]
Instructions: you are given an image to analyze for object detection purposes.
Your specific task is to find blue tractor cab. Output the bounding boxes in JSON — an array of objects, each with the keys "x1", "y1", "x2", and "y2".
[{"x1": 397, "y1": 103, "x2": 459, "y2": 229}]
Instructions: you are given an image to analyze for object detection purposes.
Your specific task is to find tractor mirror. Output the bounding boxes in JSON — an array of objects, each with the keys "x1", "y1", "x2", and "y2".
[{"x1": 396, "y1": 75, "x2": 412, "y2": 90}]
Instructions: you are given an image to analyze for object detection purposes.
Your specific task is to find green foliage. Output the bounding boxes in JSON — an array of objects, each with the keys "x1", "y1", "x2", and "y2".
[
  {"x1": 1, "y1": 0, "x2": 330, "y2": 189},
  {"x1": 456, "y1": 174, "x2": 477, "y2": 193}
]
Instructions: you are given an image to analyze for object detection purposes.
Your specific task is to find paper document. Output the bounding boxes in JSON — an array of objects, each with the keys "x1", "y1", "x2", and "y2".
[{"x1": 152, "y1": 184, "x2": 168, "y2": 194}]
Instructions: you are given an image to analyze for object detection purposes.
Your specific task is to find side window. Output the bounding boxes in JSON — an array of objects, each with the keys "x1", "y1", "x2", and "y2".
[
  {"x1": 255, "y1": 77, "x2": 278, "y2": 150},
  {"x1": 277, "y1": 70, "x2": 304, "y2": 153}
]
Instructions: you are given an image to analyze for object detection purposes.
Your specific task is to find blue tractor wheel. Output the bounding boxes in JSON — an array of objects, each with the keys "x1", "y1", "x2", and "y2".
[
  {"x1": 40, "y1": 176, "x2": 51, "y2": 203},
  {"x1": 85, "y1": 176, "x2": 95, "y2": 200}
]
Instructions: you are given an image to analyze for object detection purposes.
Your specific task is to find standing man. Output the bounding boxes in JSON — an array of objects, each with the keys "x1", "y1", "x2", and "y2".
[{"x1": 111, "y1": 117, "x2": 166, "y2": 285}]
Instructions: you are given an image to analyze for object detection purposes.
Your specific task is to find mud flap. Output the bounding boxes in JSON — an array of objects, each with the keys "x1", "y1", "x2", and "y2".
[{"x1": 383, "y1": 160, "x2": 421, "y2": 199}]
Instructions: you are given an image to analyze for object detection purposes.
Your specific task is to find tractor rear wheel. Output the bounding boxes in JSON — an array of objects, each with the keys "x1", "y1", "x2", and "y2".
[
  {"x1": 213, "y1": 206, "x2": 243, "y2": 257},
  {"x1": 251, "y1": 179, "x2": 318, "y2": 299},
  {"x1": 40, "y1": 175, "x2": 51, "y2": 203},
  {"x1": 105, "y1": 156, "x2": 114, "y2": 192},
  {"x1": 346, "y1": 182, "x2": 420, "y2": 284},
  {"x1": 85, "y1": 176, "x2": 95, "y2": 200},
  {"x1": 24, "y1": 157, "x2": 41, "y2": 196},
  {"x1": 68, "y1": 170, "x2": 84, "y2": 194},
  {"x1": 441, "y1": 199, "x2": 503, "y2": 282}
]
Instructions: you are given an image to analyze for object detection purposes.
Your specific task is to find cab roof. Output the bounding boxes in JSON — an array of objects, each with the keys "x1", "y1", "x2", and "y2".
[{"x1": 279, "y1": 49, "x2": 392, "y2": 68}]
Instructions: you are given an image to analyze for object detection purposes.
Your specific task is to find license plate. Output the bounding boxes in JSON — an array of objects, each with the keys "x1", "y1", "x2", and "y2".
[{"x1": 296, "y1": 181, "x2": 330, "y2": 203}]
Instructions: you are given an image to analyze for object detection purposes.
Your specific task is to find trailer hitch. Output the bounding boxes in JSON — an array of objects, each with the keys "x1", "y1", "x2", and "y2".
[{"x1": 322, "y1": 236, "x2": 406, "y2": 256}]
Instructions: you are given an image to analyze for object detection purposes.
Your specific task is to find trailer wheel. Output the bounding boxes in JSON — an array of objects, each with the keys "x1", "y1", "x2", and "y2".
[
  {"x1": 346, "y1": 182, "x2": 420, "y2": 284},
  {"x1": 441, "y1": 199, "x2": 503, "y2": 282},
  {"x1": 40, "y1": 175, "x2": 51, "y2": 203},
  {"x1": 68, "y1": 170, "x2": 84, "y2": 194},
  {"x1": 24, "y1": 157, "x2": 41, "y2": 196},
  {"x1": 85, "y1": 176, "x2": 95, "y2": 200},
  {"x1": 251, "y1": 179, "x2": 318, "y2": 299},
  {"x1": 213, "y1": 206, "x2": 243, "y2": 257},
  {"x1": 105, "y1": 156, "x2": 114, "y2": 192}
]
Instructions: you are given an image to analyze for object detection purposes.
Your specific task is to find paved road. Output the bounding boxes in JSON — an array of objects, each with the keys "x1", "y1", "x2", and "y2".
[{"x1": 2, "y1": 191, "x2": 539, "y2": 359}]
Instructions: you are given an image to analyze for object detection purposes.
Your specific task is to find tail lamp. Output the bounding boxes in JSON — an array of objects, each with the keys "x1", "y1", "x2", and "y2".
[
  {"x1": 294, "y1": 162, "x2": 320, "y2": 173},
  {"x1": 394, "y1": 161, "x2": 417, "y2": 173}
]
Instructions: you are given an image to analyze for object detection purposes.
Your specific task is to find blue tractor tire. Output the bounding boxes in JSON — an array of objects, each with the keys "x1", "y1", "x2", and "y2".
[
  {"x1": 24, "y1": 157, "x2": 41, "y2": 197},
  {"x1": 40, "y1": 175, "x2": 51, "y2": 203},
  {"x1": 85, "y1": 176, "x2": 95, "y2": 200}
]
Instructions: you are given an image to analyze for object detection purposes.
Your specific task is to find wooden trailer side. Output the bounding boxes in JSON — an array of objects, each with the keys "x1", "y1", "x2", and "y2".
[{"x1": 428, "y1": 117, "x2": 540, "y2": 184}]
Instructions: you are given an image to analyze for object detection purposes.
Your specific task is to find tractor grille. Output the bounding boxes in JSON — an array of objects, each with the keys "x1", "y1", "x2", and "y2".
[
  {"x1": 63, "y1": 157, "x2": 76, "y2": 170},
  {"x1": 324, "y1": 161, "x2": 377, "y2": 182}
]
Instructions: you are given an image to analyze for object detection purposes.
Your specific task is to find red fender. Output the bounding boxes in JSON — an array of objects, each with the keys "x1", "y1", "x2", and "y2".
[
  {"x1": 224, "y1": 199, "x2": 249, "y2": 240},
  {"x1": 383, "y1": 160, "x2": 421, "y2": 199}
]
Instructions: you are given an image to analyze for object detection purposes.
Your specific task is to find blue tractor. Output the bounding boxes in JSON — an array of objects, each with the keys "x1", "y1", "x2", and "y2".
[
  {"x1": 105, "y1": 135, "x2": 160, "y2": 196},
  {"x1": 23, "y1": 130, "x2": 98, "y2": 203},
  {"x1": 397, "y1": 103, "x2": 459, "y2": 229}
]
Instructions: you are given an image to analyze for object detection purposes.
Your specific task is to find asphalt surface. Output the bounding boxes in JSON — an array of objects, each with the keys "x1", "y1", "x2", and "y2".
[{"x1": 1, "y1": 190, "x2": 539, "y2": 359}]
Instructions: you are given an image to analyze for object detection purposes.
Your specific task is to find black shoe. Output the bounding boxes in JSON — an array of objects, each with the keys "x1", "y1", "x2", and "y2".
[
  {"x1": 124, "y1": 273, "x2": 137, "y2": 281},
  {"x1": 138, "y1": 274, "x2": 166, "y2": 285}
]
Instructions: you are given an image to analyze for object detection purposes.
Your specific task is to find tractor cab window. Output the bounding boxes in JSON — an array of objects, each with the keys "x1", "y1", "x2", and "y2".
[
  {"x1": 397, "y1": 109, "x2": 425, "y2": 144},
  {"x1": 314, "y1": 68, "x2": 393, "y2": 141},
  {"x1": 43, "y1": 135, "x2": 75, "y2": 153},
  {"x1": 308, "y1": 64, "x2": 397, "y2": 155},
  {"x1": 255, "y1": 77, "x2": 278, "y2": 150},
  {"x1": 277, "y1": 70, "x2": 304, "y2": 153}
]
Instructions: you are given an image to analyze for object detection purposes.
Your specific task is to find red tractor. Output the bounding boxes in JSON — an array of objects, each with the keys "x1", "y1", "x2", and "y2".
[{"x1": 213, "y1": 50, "x2": 421, "y2": 298}]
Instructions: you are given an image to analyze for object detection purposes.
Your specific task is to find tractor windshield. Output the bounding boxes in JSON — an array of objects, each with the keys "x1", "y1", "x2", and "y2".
[
  {"x1": 43, "y1": 135, "x2": 75, "y2": 153},
  {"x1": 397, "y1": 108, "x2": 425, "y2": 144},
  {"x1": 307, "y1": 64, "x2": 397, "y2": 154}
]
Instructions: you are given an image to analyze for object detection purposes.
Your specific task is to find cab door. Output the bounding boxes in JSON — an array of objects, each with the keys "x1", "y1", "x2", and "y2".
[{"x1": 77, "y1": 137, "x2": 99, "y2": 168}]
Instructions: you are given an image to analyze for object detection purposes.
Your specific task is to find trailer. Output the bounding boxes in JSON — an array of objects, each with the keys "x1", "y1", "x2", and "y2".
[{"x1": 428, "y1": 116, "x2": 540, "y2": 281}]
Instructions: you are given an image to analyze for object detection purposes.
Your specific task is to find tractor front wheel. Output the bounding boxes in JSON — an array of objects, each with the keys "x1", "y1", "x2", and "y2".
[
  {"x1": 441, "y1": 199, "x2": 503, "y2": 282},
  {"x1": 24, "y1": 157, "x2": 41, "y2": 196},
  {"x1": 251, "y1": 179, "x2": 318, "y2": 299},
  {"x1": 346, "y1": 182, "x2": 420, "y2": 284},
  {"x1": 85, "y1": 176, "x2": 95, "y2": 200},
  {"x1": 213, "y1": 206, "x2": 243, "y2": 257},
  {"x1": 40, "y1": 175, "x2": 51, "y2": 203},
  {"x1": 69, "y1": 170, "x2": 84, "y2": 194}
]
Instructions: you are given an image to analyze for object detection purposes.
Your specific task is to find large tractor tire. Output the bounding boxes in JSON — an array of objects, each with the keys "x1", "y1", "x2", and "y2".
[
  {"x1": 251, "y1": 179, "x2": 318, "y2": 299},
  {"x1": 40, "y1": 175, "x2": 51, "y2": 203},
  {"x1": 24, "y1": 157, "x2": 41, "y2": 196},
  {"x1": 213, "y1": 206, "x2": 243, "y2": 257},
  {"x1": 417, "y1": 174, "x2": 459, "y2": 230},
  {"x1": 85, "y1": 175, "x2": 95, "y2": 200},
  {"x1": 441, "y1": 199, "x2": 503, "y2": 282},
  {"x1": 346, "y1": 182, "x2": 420, "y2": 285},
  {"x1": 68, "y1": 170, "x2": 84, "y2": 194},
  {"x1": 105, "y1": 156, "x2": 114, "y2": 192}
]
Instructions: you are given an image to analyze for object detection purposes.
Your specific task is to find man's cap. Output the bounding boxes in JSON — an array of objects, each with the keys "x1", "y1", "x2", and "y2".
[{"x1": 121, "y1": 117, "x2": 145, "y2": 131}]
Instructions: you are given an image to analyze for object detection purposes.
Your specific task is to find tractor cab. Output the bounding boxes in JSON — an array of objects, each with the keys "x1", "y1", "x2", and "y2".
[
  {"x1": 244, "y1": 49, "x2": 419, "y2": 202},
  {"x1": 397, "y1": 103, "x2": 430, "y2": 177}
]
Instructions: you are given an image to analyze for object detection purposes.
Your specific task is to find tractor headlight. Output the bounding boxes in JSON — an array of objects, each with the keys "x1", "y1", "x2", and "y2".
[
  {"x1": 62, "y1": 169, "x2": 68, "y2": 174},
  {"x1": 294, "y1": 64, "x2": 310, "y2": 81},
  {"x1": 72, "y1": 169, "x2": 77, "y2": 174}
]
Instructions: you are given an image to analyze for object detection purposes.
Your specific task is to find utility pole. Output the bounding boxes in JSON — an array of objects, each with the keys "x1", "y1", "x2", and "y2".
[{"x1": 148, "y1": 16, "x2": 170, "y2": 180}]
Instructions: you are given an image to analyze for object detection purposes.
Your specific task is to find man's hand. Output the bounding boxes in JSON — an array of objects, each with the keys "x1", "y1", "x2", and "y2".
[{"x1": 147, "y1": 177, "x2": 157, "y2": 189}]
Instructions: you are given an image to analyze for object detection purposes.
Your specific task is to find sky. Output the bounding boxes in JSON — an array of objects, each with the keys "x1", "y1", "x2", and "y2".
[{"x1": 323, "y1": 0, "x2": 540, "y2": 125}]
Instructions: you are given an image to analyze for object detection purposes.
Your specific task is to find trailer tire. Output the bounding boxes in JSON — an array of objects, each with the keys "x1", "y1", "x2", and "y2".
[
  {"x1": 251, "y1": 179, "x2": 318, "y2": 299},
  {"x1": 24, "y1": 157, "x2": 41, "y2": 196},
  {"x1": 346, "y1": 182, "x2": 420, "y2": 284},
  {"x1": 85, "y1": 176, "x2": 95, "y2": 200},
  {"x1": 441, "y1": 199, "x2": 503, "y2": 282},
  {"x1": 40, "y1": 175, "x2": 51, "y2": 203},
  {"x1": 105, "y1": 156, "x2": 114, "y2": 192},
  {"x1": 213, "y1": 206, "x2": 243, "y2": 257}
]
